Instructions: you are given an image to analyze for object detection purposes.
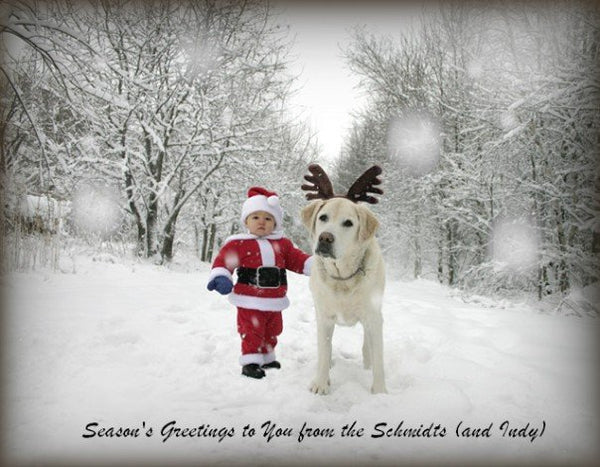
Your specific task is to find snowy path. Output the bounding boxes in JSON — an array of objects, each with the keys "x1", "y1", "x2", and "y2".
[{"x1": 2, "y1": 258, "x2": 598, "y2": 465}]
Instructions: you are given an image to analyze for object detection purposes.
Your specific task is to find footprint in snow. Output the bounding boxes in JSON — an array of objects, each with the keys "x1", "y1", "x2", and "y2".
[
  {"x1": 413, "y1": 345, "x2": 433, "y2": 363},
  {"x1": 165, "y1": 314, "x2": 190, "y2": 324},
  {"x1": 159, "y1": 306, "x2": 192, "y2": 324},
  {"x1": 103, "y1": 332, "x2": 140, "y2": 346}
]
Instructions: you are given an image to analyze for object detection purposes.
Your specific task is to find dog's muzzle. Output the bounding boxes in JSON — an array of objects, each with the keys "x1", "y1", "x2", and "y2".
[{"x1": 316, "y1": 231, "x2": 335, "y2": 258}]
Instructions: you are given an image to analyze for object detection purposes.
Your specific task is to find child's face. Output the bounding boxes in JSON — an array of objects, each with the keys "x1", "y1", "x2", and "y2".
[{"x1": 245, "y1": 211, "x2": 275, "y2": 236}]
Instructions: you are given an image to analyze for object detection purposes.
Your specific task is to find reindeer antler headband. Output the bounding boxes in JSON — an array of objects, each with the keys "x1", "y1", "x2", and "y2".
[{"x1": 301, "y1": 164, "x2": 383, "y2": 204}]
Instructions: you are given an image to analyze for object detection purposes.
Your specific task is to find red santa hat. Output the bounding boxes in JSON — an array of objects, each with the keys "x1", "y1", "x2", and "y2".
[{"x1": 241, "y1": 186, "x2": 283, "y2": 229}]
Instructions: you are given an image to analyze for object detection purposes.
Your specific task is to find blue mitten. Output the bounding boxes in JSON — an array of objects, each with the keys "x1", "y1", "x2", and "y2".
[{"x1": 207, "y1": 276, "x2": 233, "y2": 295}]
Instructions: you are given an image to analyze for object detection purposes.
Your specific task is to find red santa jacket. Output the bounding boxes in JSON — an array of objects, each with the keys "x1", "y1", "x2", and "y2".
[{"x1": 208, "y1": 232, "x2": 312, "y2": 311}]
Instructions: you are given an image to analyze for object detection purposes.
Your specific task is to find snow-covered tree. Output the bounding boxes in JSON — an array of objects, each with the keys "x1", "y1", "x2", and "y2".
[
  {"x1": 1, "y1": 0, "x2": 315, "y2": 263},
  {"x1": 341, "y1": 3, "x2": 599, "y2": 297}
]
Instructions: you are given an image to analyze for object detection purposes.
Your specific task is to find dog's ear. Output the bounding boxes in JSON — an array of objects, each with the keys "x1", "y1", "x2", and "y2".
[
  {"x1": 301, "y1": 200, "x2": 325, "y2": 233},
  {"x1": 357, "y1": 204, "x2": 379, "y2": 242}
]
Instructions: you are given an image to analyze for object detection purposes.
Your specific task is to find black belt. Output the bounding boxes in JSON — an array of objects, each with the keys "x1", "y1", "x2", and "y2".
[{"x1": 237, "y1": 267, "x2": 287, "y2": 288}]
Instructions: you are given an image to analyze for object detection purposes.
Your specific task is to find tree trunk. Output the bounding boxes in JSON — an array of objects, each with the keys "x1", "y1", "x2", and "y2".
[
  {"x1": 593, "y1": 231, "x2": 600, "y2": 255},
  {"x1": 447, "y1": 220, "x2": 457, "y2": 286},
  {"x1": 144, "y1": 128, "x2": 161, "y2": 258},
  {"x1": 412, "y1": 214, "x2": 422, "y2": 278},
  {"x1": 121, "y1": 145, "x2": 145, "y2": 255},
  {"x1": 413, "y1": 239, "x2": 422, "y2": 279},
  {"x1": 206, "y1": 223, "x2": 217, "y2": 262},
  {"x1": 201, "y1": 227, "x2": 209, "y2": 262},
  {"x1": 537, "y1": 264, "x2": 550, "y2": 300},
  {"x1": 160, "y1": 189, "x2": 186, "y2": 262},
  {"x1": 160, "y1": 218, "x2": 176, "y2": 262},
  {"x1": 194, "y1": 223, "x2": 200, "y2": 258},
  {"x1": 437, "y1": 233, "x2": 444, "y2": 284},
  {"x1": 555, "y1": 204, "x2": 570, "y2": 294},
  {"x1": 145, "y1": 194, "x2": 158, "y2": 257}
]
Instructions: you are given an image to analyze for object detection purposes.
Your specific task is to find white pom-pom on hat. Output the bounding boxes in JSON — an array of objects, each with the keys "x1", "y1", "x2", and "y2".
[{"x1": 241, "y1": 186, "x2": 283, "y2": 231}]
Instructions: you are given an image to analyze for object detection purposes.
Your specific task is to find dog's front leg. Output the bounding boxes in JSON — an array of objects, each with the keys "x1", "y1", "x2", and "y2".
[
  {"x1": 310, "y1": 313, "x2": 335, "y2": 395},
  {"x1": 362, "y1": 324, "x2": 372, "y2": 369},
  {"x1": 365, "y1": 314, "x2": 387, "y2": 394}
]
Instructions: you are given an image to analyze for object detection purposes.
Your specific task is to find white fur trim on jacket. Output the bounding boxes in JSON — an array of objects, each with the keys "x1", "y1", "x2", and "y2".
[
  {"x1": 303, "y1": 256, "x2": 313, "y2": 276},
  {"x1": 256, "y1": 238, "x2": 275, "y2": 266},
  {"x1": 228, "y1": 293, "x2": 290, "y2": 312},
  {"x1": 225, "y1": 232, "x2": 284, "y2": 242},
  {"x1": 208, "y1": 267, "x2": 233, "y2": 283}
]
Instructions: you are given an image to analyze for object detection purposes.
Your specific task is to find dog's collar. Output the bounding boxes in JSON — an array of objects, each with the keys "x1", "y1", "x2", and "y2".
[
  {"x1": 330, "y1": 265, "x2": 365, "y2": 281},
  {"x1": 325, "y1": 255, "x2": 367, "y2": 281}
]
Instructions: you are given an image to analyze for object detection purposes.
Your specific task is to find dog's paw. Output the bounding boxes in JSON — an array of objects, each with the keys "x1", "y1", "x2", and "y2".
[
  {"x1": 309, "y1": 379, "x2": 330, "y2": 395},
  {"x1": 371, "y1": 382, "x2": 388, "y2": 394}
]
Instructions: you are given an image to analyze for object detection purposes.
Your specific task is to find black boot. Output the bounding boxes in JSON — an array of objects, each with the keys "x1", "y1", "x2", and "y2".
[
  {"x1": 262, "y1": 360, "x2": 281, "y2": 370},
  {"x1": 242, "y1": 363, "x2": 266, "y2": 379}
]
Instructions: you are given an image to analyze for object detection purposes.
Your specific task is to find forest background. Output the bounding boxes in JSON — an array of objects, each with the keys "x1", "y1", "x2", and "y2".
[{"x1": 1, "y1": 0, "x2": 599, "y2": 313}]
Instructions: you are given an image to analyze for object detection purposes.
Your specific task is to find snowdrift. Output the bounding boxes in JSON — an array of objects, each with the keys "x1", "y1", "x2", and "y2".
[{"x1": 2, "y1": 257, "x2": 598, "y2": 465}]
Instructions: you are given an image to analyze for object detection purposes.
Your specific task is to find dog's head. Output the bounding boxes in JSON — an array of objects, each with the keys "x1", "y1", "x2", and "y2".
[{"x1": 301, "y1": 197, "x2": 379, "y2": 260}]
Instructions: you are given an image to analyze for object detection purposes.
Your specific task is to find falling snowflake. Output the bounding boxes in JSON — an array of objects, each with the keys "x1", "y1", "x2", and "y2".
[
  {"x1": 71, "y1": 184, "x2": 122, "y2": 237},
  {"x1": 225, "y1": 252, "x2": 240, "y2": 270},
  {"x1": 387, "y1": 112, "x2": 440, "y2": 176},
  {"x1": 490, "y1": 217, "x2": 539, "y2": 272},
  {"x1": 466, "y1": 57, "x2": 485, "y2": 79},
  {"x1": 499, "y1": 110, "x2": 520, "y2": 132}
]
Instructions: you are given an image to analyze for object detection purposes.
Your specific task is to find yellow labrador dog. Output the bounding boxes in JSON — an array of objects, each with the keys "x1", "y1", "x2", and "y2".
[{"x1": 301, "y1": 165, "x2": 386, "y2": 394}]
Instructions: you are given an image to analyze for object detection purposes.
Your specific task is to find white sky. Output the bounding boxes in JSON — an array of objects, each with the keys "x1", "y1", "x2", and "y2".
[{"x1": 276, "y1": 3, "x2": 422, "y2": 162}]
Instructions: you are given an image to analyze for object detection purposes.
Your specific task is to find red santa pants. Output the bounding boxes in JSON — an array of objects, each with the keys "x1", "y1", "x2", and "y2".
[{"x1": 237, "y1": 307, "x2": 282, "y2": 366}]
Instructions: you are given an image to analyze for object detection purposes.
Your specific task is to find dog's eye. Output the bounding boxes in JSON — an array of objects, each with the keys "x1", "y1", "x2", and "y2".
[
  {"x1": 342, "y1": 220, "x2": 353, "y2": 228},
  {"x1": 319, "y1": 214, "x2": 328, "y2": 222}
]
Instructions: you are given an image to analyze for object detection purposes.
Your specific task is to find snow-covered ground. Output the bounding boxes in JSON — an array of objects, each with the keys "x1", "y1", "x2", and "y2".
[{"x1": 2, "y1": 255, "x2": 599, "y2": 465}]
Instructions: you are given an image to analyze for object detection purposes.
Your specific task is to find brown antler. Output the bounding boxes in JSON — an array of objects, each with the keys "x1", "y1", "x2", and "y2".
[
  {"x1": 301, "y1": 164, "x2": 383, "y2": 204},
  {"x1": 301, "y1": 164, "x2": 335, "y2": 200},
  {"x1": 346, "y1": 165, "x2": 383, "y2": 204}
]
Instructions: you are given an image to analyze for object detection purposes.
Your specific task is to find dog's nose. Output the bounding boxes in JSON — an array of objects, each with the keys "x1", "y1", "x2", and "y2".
[
  {"x1": 316, "y1": 231, "x2": 335, "y2": 258},
  {"x1": 318, "y1": 232, "x2": 334, "y2": 244}
]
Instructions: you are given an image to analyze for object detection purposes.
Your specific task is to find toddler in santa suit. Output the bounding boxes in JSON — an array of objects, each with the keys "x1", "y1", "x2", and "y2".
[{"x1": 207, "y1": 187, "x2": 312, "y2": 379}]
